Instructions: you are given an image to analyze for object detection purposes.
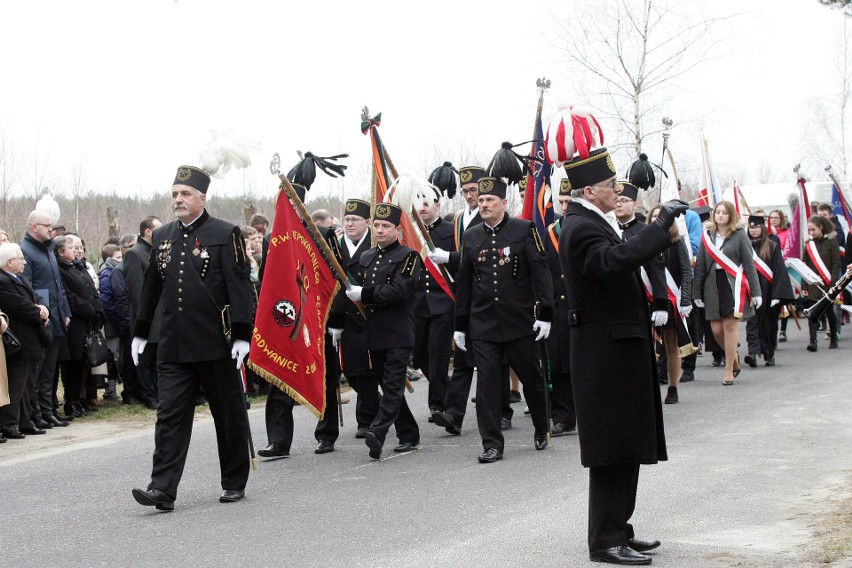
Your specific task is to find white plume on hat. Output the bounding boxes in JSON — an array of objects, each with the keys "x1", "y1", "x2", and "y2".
[
  {"x1": 386, "y1": 174, "x2": 441, "y2": 212},
  {"x1": 35, "y1": 193, "x2": 60, "y2": 225},
  {"x1": 199, "y1": 130, "x2": 260, "y2": 178},
  {"x1": 544, "y1": 105, "x2": 604, "y2": 167}
]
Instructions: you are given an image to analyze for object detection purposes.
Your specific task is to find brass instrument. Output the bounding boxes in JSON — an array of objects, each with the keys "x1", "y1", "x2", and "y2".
[{"x1": 803, "y1": 266, "x2": 852, "y2": 322}]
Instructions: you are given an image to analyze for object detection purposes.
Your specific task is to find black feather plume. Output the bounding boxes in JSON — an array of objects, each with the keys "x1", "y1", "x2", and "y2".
[
  {"x1": 428, "y1": 161, "x2": 458, "y2": 199},
  {"x1": 626, "y1": 153, "x2": 655, "y2": 190},
  {"x1": 487, "y1": 141, "x2": 530, "y2": 185},
  {"x1": 287, "y1": 151, "x2": 349, "y2": 191}
]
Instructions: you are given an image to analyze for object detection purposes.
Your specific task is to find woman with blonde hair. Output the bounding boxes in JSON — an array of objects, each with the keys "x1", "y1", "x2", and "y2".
[{"x1": 693, "y1": 201, "x2": 762, "y2": 385}]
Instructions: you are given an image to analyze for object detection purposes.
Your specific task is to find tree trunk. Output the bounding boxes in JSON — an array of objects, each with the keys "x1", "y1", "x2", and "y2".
[{"x1": 106, "y1": 206, "x2": 119, "y2": 238}]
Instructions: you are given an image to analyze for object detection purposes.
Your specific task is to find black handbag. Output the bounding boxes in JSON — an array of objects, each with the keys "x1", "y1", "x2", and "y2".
[
  {"x1": 84, "y1": 330, "x2": 110, "y2": 367},
  {"x1": 2, "y1": 329, "x2": 22, "y2": 356}
]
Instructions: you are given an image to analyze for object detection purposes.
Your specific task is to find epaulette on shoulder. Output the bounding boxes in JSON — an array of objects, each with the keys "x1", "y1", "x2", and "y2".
[{"x1": 401, "y1": 251, "x2": 420, "y2": 278}]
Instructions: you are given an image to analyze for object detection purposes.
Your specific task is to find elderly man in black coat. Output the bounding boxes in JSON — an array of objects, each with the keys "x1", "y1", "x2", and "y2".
[{"x1": 558, "y1": 146, "x2": 687, "y2": 566}]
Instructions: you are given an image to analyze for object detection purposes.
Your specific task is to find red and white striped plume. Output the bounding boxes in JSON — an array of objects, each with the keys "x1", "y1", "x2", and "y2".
[{"x1": 544, "y1": 106, "x2": 604, "y2": 167}]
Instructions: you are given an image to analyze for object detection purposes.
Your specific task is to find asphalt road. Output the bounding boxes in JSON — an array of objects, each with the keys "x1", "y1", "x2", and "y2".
[{"x1": 1, "y1": 322, "x2": 851, "y2": 568}]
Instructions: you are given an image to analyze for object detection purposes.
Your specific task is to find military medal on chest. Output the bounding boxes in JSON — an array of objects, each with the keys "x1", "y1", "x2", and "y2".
[
  {"x1": 498, "y1": 246, "x2": 511, "y2": 266},
  {"x1": 157, "y1": 240, "x2": 173, "y2": 273},
  {"x1": 192, "y1": 238, "x2": 201, "y2": 256}
]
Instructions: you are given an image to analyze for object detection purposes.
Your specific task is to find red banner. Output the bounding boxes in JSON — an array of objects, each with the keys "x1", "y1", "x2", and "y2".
[{"x1": 248, "y1": 193, "x2": 339, "y2": 419}]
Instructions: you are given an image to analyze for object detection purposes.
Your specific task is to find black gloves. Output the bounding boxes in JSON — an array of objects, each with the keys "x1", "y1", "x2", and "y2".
[{"x1": 655, "y1": 199, "x2": 689, "y2": 231}]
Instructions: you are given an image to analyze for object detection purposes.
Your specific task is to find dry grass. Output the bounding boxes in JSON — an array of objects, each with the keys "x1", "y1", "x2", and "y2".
[{"x1": 811, "y1": 486, "x2": 852, "y2": 564}]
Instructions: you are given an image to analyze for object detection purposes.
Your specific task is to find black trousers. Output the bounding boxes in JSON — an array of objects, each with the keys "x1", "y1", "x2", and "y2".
[
  {"x1": 369, "y1": 347, "x2": 419, "y2": 446},
  {"x1": 588, "y1": 463, "x2": 640, "y2": 550},
  {"x1": 119, "y1": 335, "x2": 142, "y2": 402},
  {"x1": 264, "y1": 386, "x2": 295, "y2": 449},
  {"x1": 413, "y1": 313, "x2": 454, "y2": 412},
  {"x1": 149, "y1": 359, "x2": 250, "y2": 499},
  {"x1": 1, "y1": 357, "x2": 39, "y2": 431},
  {"x1": 550, "y1": 371, "x2": 576, "y2": 428},
  {"x1": 746, "y1": 304, "x2": 779, "y2": 359},
  {"x1": 314, "y1": 335, "x2": 341, "y2": 442},
  {"x1": 346, "y1": 373, "x2": 379, "y2": 429},
  {"x1": 61, "y1": 359, "x2": 86, "y2": 405},
  {"x1": 136, "y1": 341, "x2": 159, "y2": 405},
  {"x1": 442, "y1": 346, "x2": 475, "y2": 427},
  {"x1": 472, "y1": 336, "x2": 549, "y2": 452},
  {"x1": 33, "y1": 336, "x2": 61, "y2": 419}
]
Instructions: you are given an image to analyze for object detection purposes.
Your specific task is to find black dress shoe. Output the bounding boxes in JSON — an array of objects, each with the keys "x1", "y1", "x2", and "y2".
[
  {"x1": 132, "y1": 488, "x2": 174, "y2": 511},
  {"x1": 393, "y1": 441, "x2": 420, "y2": 453},
  {"x1": 365, "y1": 431, "x2": 382, "y2": 460},
  {"x1": 2, "y1": 430, "x2": 25, "y2": 439},
  {"x1": 34, "y1": 418, "x2": 52, "y2": 429},
  {"x1": 664, "y1": 386, "x2": 678, "y2": 404},
  {"x1": 478, "y1": 448, "x2": 503, "y2": 463},
  {"x1": 355, "y1": 427, "x2": 369, "y2": 439},
  {"x1": 744, "y1": 353, "x2": 757, "y2": 367},
  {"x1": 433, "y1": 412, "x2": 461, "y2": 435},
  {"x1": 315, "y1": 440, "x2": 335, "y2": 454},
  {"x1": 0, "y1": 434, "x2": 5, "y2": 443},
  {"x1": 534, "y1": 434, "x2": 548, "y2": 450},
  {"x1": 551, "y1": 422, "x2": 576, "y2": 436},
  {"x1": 509, "y1": 390, "x2": 522, "y2": 404},
  {"x1": 589, "y1": 545, "x2": 650, "y2": 565},
  {"x1": 43, "y1": 414, "x2": 69, "y2": 427},
  {"x1": 257, "y1": 443, "x2": 289, "y2": 458},
  {"x1": 427, "y1": 409, "x2": 442, "y2": 423},
  {"x1": 765, "y1": 357, "x2": 775, "y2": 366},
  {"x1": 21, "y1": 426, "x2": 46, "y2": 435},
  {"x1": 144, "y1": 401, "x2": 160, "y2": 410},
  {"x1": 51, "y1": 410, "x2": 72, "y2": 422},
  {"x1": 219, "y1": 489, "x2": 245, "y2": 503},
  {"x1": 500, "y1": 418, "x2": 512, "y2": 430},
  {"x1": 626, "y1": 538, "x2": 660, "y2": 552},
  {"x1": 680, "y1": 369, "x2": 695, "y2": 382}
]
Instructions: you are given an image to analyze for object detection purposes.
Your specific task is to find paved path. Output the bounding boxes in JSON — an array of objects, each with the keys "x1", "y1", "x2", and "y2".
[{"x1": 1, "y1": 322, "x2": 850, "y2": 567}]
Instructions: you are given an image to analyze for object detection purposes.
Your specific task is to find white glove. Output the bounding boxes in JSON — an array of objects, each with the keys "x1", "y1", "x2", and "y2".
[
  {"x1": 131, "y1": 337, "x2": 148, "y2": 366},
  {"x1": 770, "y1": 299, "x2": 780, "y2": 308},
  {"x1": 345, "y1": 286, "x2": 363, "y2": 302},
  {"x1": 694, "y1": 299, "x2": 705, "y2": 308},
  {"x1": 651, "y1": 310, "x2": 669, "y2": 327},
  {"x1": 428, "y1": 247, "x2": 450, "y2": 265},
  {"x1": 680, "y1": 304, "x2": 693, "y2": 318},
  {"x1": 453, "y1": 331, "x2": 466, "y2": 352},
  {"x1": 532, "y1": 320, "x2": 551, "y2": 341},
  {"x1": 753, "y1": 297, "x2": 763, "y2": 310},
  {"x1": 231, "y1": 339, "x2": 250, "y2": 370},
  {"x1": 329, "y1": 328, "x2": 343, "y2": 348}
]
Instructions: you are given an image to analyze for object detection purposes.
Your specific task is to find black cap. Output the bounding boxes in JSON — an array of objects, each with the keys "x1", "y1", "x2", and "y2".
[
  {"x1": 477, "y1": 177, "x2": 507, "y2": 199},
  {"x1": 344, "y1": 199, "x2": 371, "y2": 220},
  {"x1": 173, "y1": 166, "x2": 211, "y2": 194},
  {"x1": 563, "y1": 147, "x2": 617, "y2": 191},
  {"x1": 748, "y1": 215, "x2": 765, "y2": 227},
  {"x1": 618, "y1": 181, "x2": 639, "y2": 202},
  {"x1": 373, "y1": 203, "x2": 403, "y2": 225},
  {"x1": 459, "y1": 166, "x2": 486, "y2": 186},
  {"x1": 693, "y1": 205, "x2": 712, "y2": 222}
]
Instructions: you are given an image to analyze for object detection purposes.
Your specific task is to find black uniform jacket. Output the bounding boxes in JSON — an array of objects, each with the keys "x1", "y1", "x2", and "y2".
[
  {"x1": 558, "y1": 201, "x2": 671, "y2": 467},
  {"x1": 124, "y1": 238, "x2": 163, "y2": 341},
  {"x1": 454, "y1": 215, "x2": 553, "y2": 342},
  {"x1": 621, "y1": 217, "x2": 668, "y2": 311},
  {"x1": 357, "y1": 241, "x2": 421, "y2": 351},
  {"x1": 134, "y1": 210, "x2": 254, "y2": 364},
  {"x1": 415, "y1": 218, "x2": 455, "y2": 317},
  {"x1": 544, "y1": 218, "x2": 570, "y2": 373},
  {"x1": 330, "y1": 230, "x2": 372, "y2": 375},
  {"x1": 0, "y1": 270, "x2": 48, "y2": 360}
]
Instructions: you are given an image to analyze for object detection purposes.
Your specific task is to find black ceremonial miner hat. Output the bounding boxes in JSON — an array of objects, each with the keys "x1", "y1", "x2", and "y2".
[
  {"x1": 173, "y1": 165, "x2": 211, "y2": 194},
  {"x1": 563, "y1": 147, "x2": 617, "y2": 191},
  {"x1": 344, "y1": 198, "x2": 371, "y2": 220},
  {"x1": 477, "y1": 177, "x2": 507, "y2": 199},
  {"x1": 748, "y1": 215, "x2": 765, "y2": 227},
  {"x1": 458, "y1": 166, "x2": 486, "y2": 186},
  {"x1": 373, "y1": 202, "x2": 403, "y2": 225}
]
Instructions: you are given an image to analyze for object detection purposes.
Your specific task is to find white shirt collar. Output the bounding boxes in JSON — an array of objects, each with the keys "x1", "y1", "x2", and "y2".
[
  {"x1": 576, "y1": 198, "x2": 622, "y2": 238},
  {"x1": 344, "y1": 231, "x2": 368, "y2": 256}
]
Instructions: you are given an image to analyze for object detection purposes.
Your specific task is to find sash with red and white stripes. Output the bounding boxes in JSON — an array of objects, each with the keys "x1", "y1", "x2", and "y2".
[
  {"x1": 805, "y1": 240, "x2": 832, "y2": 286},
  {"x1": 701, "y1": 231, "x2": 751, "y2": 318},
  {"x1": 752, "y1": 251, "x2": 773, "y2": 283},
  {"x1": 639, "y1": 267, "x2": 654, "y2": 303}
]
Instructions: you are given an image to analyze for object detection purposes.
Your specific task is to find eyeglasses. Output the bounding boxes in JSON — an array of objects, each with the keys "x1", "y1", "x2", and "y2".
[
  {"x1": 593, "y1": 180, "x2": 620, "y2": 191},
  {"x1": 461, "y1": 188, "x2": 479, "y2": 195},
  {"x1": 615, "y1": 198, "x2": 634, "y2": 205},
  {"x1": 342, "y1": 217, "x2": 366, "y2": 224},
  {"x1": 35, "y1": 223, "x2": 52, "y2": 229}
]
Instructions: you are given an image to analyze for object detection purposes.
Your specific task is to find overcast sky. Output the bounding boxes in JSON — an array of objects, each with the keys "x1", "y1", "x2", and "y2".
[{"x1": 0, "y1": 0, "x2": 847, "y2": 204}]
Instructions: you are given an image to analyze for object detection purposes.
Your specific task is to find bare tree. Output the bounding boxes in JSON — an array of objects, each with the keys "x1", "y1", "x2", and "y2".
[
  {"x1": 22, "y1": 129, "x2": 54, "y2": 203},
  {"x1": 0, "y1": 121, "x2": 20, "y2": 229},
  {"x1": 803, "y1": 20, "x2": 852, "y2": 177},
  {"x1": 553, "y1": 0, "x2": 734, "y2": 161},
  {"x1": 820, "y1": 0, "x2": 852, "y2": 17},
  {"x1": 68, "y1": 156, "x2": 89, "y2": 233}
]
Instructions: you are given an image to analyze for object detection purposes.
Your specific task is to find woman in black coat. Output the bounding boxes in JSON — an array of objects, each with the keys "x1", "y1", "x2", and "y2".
[{"x1": 56, "y1": 236, "x2": 103, "y2": 417}]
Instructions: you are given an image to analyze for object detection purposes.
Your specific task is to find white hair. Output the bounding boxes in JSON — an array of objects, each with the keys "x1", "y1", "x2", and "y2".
[{"x1": 0, "y1": 242, "x2": 22, "y2": 266}]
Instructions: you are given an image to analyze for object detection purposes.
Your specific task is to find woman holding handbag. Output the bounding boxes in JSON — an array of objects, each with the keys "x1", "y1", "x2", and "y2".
[
  {"x1": 693, "y1": 201, "x2": 762, "y2": 386},
  {"x1": 56, "y1": 236, "x2": 104, "y2": 417}
]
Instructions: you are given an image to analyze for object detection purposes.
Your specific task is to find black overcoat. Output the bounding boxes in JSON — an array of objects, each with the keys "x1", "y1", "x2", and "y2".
[
  {"x1": 558, "y1": 201, "x2": 670, "y2": 467},
  {"x1": 334, "y1": 230, "x2": 372, "y2": 375},
  {"x1": 0, "y1": 271, "x2": 48, "y2": 361},
  {"x1": 544, "y1": 218, "x2": 571, "y2": 373},
  {"x1": 59, "y1": 259, "x2": 103, "y2": 360}
]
